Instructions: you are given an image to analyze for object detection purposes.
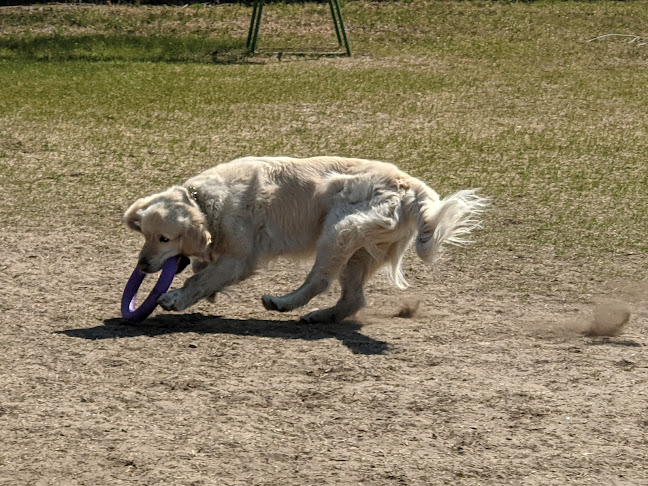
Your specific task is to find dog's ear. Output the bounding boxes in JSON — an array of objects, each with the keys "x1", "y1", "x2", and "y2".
[
  {"x1": 180, "y1": 218, "x2": 211, "y2": 256},
  {"x1": 175, "y1": 185, "x2": 194, "y2": 206},
  {"x1": 123, "y1": 197, "x2": 152, "y2": 233}
]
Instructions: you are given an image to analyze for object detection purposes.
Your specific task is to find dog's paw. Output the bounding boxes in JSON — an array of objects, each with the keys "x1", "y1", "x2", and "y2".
[
  {"x1": 261, "y1": 295, "x2": 275, "y2": 311},
  {"x1": 262, "y1": 295, "x2": 280, "y2": 312},
  {"x1": 300, "y1": 308, "x2": 339, "y2": 324},
  {"x1": 158, "y1": 289, "x2": 187, "y2": 311},
  {"x1": 262, "y1": 295, "x2": 294, "y2": 312}
]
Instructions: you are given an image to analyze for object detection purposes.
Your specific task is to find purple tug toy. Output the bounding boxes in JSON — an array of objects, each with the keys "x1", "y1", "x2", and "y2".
[{"x1": 121, "y1": 255, "x2": 190, "y2": 322}]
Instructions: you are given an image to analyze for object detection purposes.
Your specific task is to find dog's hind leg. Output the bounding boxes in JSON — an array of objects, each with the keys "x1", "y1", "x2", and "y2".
[
  {"x1": 262, "y1": 196, "x2": 406, "y2": 319},
  {"x1": 300, "y1": 248, "x2": 380, "y2": 323},
  {"x1": 262, "y1": 212, "x2": 361, "y2": 315}
]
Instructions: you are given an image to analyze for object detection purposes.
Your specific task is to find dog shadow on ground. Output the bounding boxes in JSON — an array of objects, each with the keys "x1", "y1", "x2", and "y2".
[{"x1": 59, "y1": 313, "x2": 390, "y2": 356}]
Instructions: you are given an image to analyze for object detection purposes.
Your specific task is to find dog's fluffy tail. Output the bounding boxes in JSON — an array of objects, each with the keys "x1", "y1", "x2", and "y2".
[{"x1": 414, "y1": 187, "x2": 489, "y2": 265}]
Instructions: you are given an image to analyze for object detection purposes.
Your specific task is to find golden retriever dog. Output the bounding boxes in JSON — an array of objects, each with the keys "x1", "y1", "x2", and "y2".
[{"x1": 124, "y1": 156, "x2": 488, "y2": 323}]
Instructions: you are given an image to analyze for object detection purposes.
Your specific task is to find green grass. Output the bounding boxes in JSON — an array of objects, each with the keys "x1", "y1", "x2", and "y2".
[{"x1": 1, "y1": 1, "x2": 648, "y2": 295}]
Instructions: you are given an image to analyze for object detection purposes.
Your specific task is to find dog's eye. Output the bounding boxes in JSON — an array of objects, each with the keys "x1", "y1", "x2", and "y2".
[{"x1": 159, "y1": 236, "x2": 170, "y2": 243}]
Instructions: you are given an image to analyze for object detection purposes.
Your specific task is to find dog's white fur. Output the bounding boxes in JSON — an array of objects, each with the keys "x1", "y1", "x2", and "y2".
[{"x1": 124, "y1": 156, "x2": 488, "y2": 322}]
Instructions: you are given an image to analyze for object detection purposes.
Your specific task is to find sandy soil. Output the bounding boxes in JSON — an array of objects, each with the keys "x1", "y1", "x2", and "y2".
[{"x1": 0, "y1": 224, "x2": 646, "y2": 485}]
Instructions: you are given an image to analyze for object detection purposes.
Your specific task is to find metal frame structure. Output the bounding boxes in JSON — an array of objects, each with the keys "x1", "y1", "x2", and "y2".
[{"x1": 246, "y1": 0, "x2": 351, "y2": 56}]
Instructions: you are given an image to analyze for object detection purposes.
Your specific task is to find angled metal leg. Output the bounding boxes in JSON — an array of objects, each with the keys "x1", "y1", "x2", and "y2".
[
  {"x1": 329, "y1": 0, "x2": 351, "y2": 56},
  {"x1": 246, "y1": 0, "x2": 264, "y2": 53},
  {"x1": 246, "y1": 0, "x2": 350, "y2": 56},
  {"x1": 328, "y1": 0, "x2": 343, "y2": 48},
  {"x1": 246, "y1": 0, "x2": 257, "y2": 49}
]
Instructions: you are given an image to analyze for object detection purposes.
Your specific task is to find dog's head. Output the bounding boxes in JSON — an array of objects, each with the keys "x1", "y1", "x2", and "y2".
[{"x1": 123, "y1": 186, "x2": 210, "y2": 273}]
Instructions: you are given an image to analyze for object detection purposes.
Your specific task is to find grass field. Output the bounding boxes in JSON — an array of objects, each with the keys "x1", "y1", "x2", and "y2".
[
  {"x1": 1, "y1": 2, "x2": 647, "y2": 484},
  {"x1": 2, "y1": 1, "x2": 648, "y2": 283}
]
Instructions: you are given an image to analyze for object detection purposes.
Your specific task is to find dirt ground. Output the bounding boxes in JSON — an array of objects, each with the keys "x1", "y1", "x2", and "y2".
[{"x1": 0, "y1": 222, "x2": 646, "y2": 485}]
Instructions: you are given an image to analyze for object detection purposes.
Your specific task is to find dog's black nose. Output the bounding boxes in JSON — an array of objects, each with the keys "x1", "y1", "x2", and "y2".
[{"x1": 137, "y1": 258, "x2": 151, "y2": 273}]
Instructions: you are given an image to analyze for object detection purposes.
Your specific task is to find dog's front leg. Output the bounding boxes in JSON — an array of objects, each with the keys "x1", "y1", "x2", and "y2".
[{"x1": 158, "y1": 256, "x2": 254, "y2": 312}]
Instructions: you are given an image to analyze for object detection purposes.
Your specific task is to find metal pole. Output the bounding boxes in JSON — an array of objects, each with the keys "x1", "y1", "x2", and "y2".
[
  {"x1": 328, "y1": 0, "x2": 344, "y2": 48},
  {"x1": 331, "y1": 0, "x2": 351, "y2": 56},
  {"x1": 247, "y1": 0, "x2": 264, "y2": 53},
  {"x1": 246, "y1": 0, "x2": 259, "y2": 49}
]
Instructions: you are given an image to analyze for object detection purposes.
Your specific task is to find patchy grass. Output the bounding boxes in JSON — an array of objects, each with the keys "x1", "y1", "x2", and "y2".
[{"x1": 1, "y1": 1, "x2": 647, "y2": 298}]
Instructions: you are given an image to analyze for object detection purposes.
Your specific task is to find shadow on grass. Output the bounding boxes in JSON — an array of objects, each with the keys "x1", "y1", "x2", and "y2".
[
  {"x1": 0, "y1": 34, "x2": 254, "y2": 64},
  {"x1": 59, "y1": 313, "x2": 390, "y2": 355},
  {"x1": 0, "y1": 34, "x2": 350, "y2": 64}
]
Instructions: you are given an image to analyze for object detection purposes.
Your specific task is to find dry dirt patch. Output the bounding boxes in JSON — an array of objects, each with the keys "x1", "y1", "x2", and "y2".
[{"x1": 0, "y1": 224, "x2": 647, "y2": 485}]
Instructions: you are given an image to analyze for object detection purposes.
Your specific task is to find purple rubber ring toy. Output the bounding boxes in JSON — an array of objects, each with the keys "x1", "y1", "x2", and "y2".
[{"x1": 121, "y1": 255, "x2": 190, "y2": 322}]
